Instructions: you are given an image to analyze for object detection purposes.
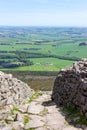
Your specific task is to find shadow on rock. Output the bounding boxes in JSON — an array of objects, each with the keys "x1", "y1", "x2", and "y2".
[{"x1": 42, "y1": 100, "x2": 56, "y2": 107}]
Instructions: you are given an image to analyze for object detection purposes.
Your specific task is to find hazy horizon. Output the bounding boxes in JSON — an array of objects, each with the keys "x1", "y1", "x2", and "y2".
[{"x1": 0, "y1": 0, "x2": 87, "y2": 27}]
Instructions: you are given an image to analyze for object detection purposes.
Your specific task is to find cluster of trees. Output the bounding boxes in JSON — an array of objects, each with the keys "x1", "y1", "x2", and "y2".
[
  {"x1": 0, "y1": 51, "x2": 34, "y2": 68},
  {"x1": 0, "y1": 60, "x2": 33, "y2": 68},
  {"x1": 0, "y1": 50, "x2": 81, "y2": 68},
  {"x1": 79, "y1": 42, "x2": 87, "y2": 46}
]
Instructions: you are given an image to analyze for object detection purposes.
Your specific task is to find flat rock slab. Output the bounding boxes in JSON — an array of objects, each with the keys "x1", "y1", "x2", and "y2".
[
  {"x1": 35, "y1": 126, "x2": 47, "y2": 130},
  {"x1": 45, "y1": 105, "x2": 59, "y2": 114},
  {"x1": 0, "y1": 125, "x2": 12, "y2": 130},
  {"x1": 46, "y1": 113, "x2": 65, "y2": 129},
  {"x1": 25, "y1": 115, "x2": 45, "y2": 129},
  {"x1": 34, "y1": 94, "x2": 51, "y2": 102},
  {"x1": 62, "y1": 127, "x2": 82, "y2": 130},
  {"x1": 28, "y1": 102, "x2": 44, "y2": 114},
  {"x1": 19, "y1": 104, "x2": 29, "y2": 113}
]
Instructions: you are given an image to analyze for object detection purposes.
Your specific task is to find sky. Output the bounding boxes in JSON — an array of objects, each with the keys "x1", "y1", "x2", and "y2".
[{"x1": 0, "y1": 0, "x2": 87, "y2": 26}]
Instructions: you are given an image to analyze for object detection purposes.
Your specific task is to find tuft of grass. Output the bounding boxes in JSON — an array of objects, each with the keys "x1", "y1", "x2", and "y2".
[
  {"x1": 12, "y1": 106, "x2": 19, "y2": 111},
  {"x1": 4, "y1": 119, "x2": 9, "y2": 124},
  {"x1": 62, "y1": 105, "x2": 79, "y2": 116},
  {"x1": 10, "y1": 109, "x2": 14, "y2": 115},
  {"x1": 23, "y1": 91, "x2": 42, "y2": 104},
  {"x1": 29, "y1": 91, "x2": 42, "y2": 102},
  {"x1": 10, "y1": 106, "x2": 19, "y2": 116},
  {"x1": 24, "y1": 116, "x2": 30, "y2": 125},
  {"x1": 12, "y1": 128, "x2": 15, "y2": 130},
  {"x1": 62, "y1": 105, "x2": 87, "y2": 125},
  {"x1": 64, "y1": 121, "x2": 70, "y2": 126},
  {"x1": 77, "y1": 115, "x2": 87, "y2": 125}
]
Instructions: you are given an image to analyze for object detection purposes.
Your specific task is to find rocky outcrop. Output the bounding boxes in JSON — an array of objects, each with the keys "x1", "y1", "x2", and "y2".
[
  {"x1": 52, "y1": 58, "x2": 87, "y2": 117},
  {"x1": 0, "y1": 71, "x2": 34, "y2": 107}
]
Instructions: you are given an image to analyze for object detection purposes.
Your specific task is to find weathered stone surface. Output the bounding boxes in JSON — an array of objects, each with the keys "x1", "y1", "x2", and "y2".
[
  {"x1": 46, "y1": 113, "x2": 65, "y2": 129},
  {"x1": 63, "y1": 127, "x2": 82, "y2": 130},
  {"x1": 0, "y1": 68, "x2": 85, "y2": 130},
  {"x1": 0, "y1": 91, "x2": 84, "y2": 130},
  {"x1": 52, "y1": 59, "x2": 87, "y2": 117},
  {"x1": 0, "y1": 124, "x2": 12, "y2": 130},
  {"x1": 12, "y1": 122, "x2": 24, "y2": 130},
  {"x1": 0, "y1": 71, "x2": 34, "y2": 106},
  {"x1": 45, "y1": 105, "x2": 58, "y2": 114},
  {"x1": 35, "y1": 127, "x2": 47, "y2": 130},
  {"x1": 27, "y1": 101, "x2": 44, "y2": 114},
  {"x1": 25, "y1": 115, "x2": 45, "y2": 129},
  {"x1": 19, "y1": 104, "x2": 29, "y2": 113},
  {"x1": 0, "y1": 71, "x2": 34, "y2": 129}
]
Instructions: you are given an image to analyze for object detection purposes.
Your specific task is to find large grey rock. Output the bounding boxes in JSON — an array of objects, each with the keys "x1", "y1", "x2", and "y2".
[
  {"x1": 52, "y1": 59, "x2": 87, "y2": 117},
  {"x1": 0, "y1": 71, "x2": 34, "y2": 106}
]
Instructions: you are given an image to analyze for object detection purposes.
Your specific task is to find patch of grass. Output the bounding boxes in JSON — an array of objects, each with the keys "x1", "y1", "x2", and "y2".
[
  {"x1": 1, "y1": 27, "x2": 87, "y2": 72},
  {"x1": 29, "y1": 91, "x2": 42, "y2": 103},
  {"x1": 62, "y1": 105, "x2": 87, "y2": 125},
  {"x1": 12, "y1": 106, "x2": 19, "y2": 111},
  {"x1": 62, "y1": 105, "x2": 79, "y2": 115},
  {"x1": 12, "y1": 128, "x2": 15, "y2": 130},
  {"x1": 77, "y1": 115, "x2": 87, "y2": 125},
  {"x1": 23, "y1": 91, "x2": 42, "y2": 104},
  {"x1": 10, "y1": 109, "x2": 14, "y2": 116},
  {"x1": 64, "y1": 121, "x2": 70, "y2": 126},
  {"x1": 24, "y1": 116, "x2": 30, "y2": 125},
  {"x1": 4, "y1": 119, "x2": 9, "y2": 124},
  {"x1": 10, "y1": 106, "x2": 19, "y2": 115}
]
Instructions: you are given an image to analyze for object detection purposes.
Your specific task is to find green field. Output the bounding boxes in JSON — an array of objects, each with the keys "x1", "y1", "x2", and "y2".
[
  {"x1": 0, "y1": 27, "x2": 87, "y2": 72},
  {"x1": 0, "y1": 58, "x2": 73, "y2": 71}
]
